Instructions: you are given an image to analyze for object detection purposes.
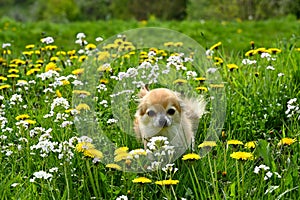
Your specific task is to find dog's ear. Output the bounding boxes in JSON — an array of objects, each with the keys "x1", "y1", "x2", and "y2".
[{"x1": 138, "y1": 84, "x2": 149, "y2": 98}]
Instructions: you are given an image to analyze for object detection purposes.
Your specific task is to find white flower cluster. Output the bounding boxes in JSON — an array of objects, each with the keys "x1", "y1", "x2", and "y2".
[
  {"x1": 242, "y1": 58, "x2": 257, "y2": 65},
  {"x1": 30, "y1": 169, "x2": 55, "y2": 182},
  {"x1": 254, "y1": 164, "x2": 281, "y2": 180},
  {"x1": 145, "y1": 136, "x2": 175, "y2": 171},
  {"x1": 37, "y1": 70, "x2": 60, "y2": 81},
  {"x1": 261, "y1": 52, "x2": 276, "y2": 61},
  {"x1": 285, "y1": 98, "x2": 300, "y2": 119}
]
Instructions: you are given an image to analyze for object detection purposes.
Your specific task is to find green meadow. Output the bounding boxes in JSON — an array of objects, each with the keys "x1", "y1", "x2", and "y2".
[{"x1": 0, "y1": 17, "x2": 300, "y2": 199}]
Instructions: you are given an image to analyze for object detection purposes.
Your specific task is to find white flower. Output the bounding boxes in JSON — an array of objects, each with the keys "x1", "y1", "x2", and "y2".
[
  {"x1": 11, "y1": 183, "x2": 19, "y2": 187},
  {"x1": 41, "y1": 37, "x2": 54, "y2": 44},
  {"x1": 274, "y1": 172, "x2": 282, "y2": 178},
  {"x1": 278, "y1": 73, "x2": 284, "y2": 77},
  {"x1": 261, "y1": 52, "x2": 271, "y2": 59},
  {"x1": 242, "y1": 58, "x2": 257, "y2": 65},
  {"x1": 265, "y1": 185, "x2": 279, "y2": 194},
  {"x1": 107, "y1": 118, "x2": 118, "y2": 124},
  {"x1": 95, "y1": 37, "x2": 103, "y2": 42},
  {"x1": 287, "y1": 98, "x2": 297, "y2": 105},
  {"x1": 76, "y1": 33, "x2": 86, "y2": 39},
  {"x1": 266, "y1": 66, "x2": 275, "y2": 70},
  {"x1": 254, "y1": 166, "x2": 260, "y2": 174},
  {"x1": 2, "y1": 43, "x2": 11, "y2": 48},
  {"x1": 37, "y1": 70, "x2": 60, "y2": 81},
  {"x1": 33, "y1": 171, "x2": 53, "y2": 180},
  {"x1": 49, "y1": 167, "x2": 59, "y2": 173},
  {"x1": 207, "y1": 67, "x2": 218, "y2": 73},
  {"x1": 264, "y1": 171, "x2": 273, "y2": 180},
  {"x1": 115, "y1": 195, "x2": 128, "y2": 200},
  {"x1": 206, "y1": 49, "x2": 214, "y2": 56}
]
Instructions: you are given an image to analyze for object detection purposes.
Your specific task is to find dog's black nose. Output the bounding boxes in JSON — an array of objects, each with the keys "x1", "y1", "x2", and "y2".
[{"x1": 158, "y1": 118, "x2": 168, "y2": 127}]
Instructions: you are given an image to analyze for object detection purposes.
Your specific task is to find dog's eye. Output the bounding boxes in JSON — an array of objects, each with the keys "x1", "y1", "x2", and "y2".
[
  {"x1": 147, "y1": 110, "x2": 156, "y2": 117},
  {"x1": 167, "y1": 108, "x2": 176, "y2": 115}
]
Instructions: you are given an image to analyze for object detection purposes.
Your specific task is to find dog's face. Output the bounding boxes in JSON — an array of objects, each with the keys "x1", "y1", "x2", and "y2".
[{"x1": 136, "y1": 88, "x2": 183, "y2": 138}]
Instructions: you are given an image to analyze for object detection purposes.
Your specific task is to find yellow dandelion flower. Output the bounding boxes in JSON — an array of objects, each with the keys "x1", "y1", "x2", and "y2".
[
  {"x1": 198, "y1": 141, "x2": 217, "y2": 148},
  {"x1": 255, "y1": 47, "x2": 267, "y2": 54},
  {"x1": 45, "y1": 62, "x2": 61, "y2": 72},
  {"x1": 155, "y1": 179, "x2": 179, "y2": 186},
  {"x1": 76, "y1": 103, "x2": 90, "y2": 111},
  {"x1": 26, "y1": 68, "x2": 40, "y2": 76},
  {"x1": 56, "y1": 90, "x2": 62, "y2": 97},
  {"x1": 0, "y1": 76, "x2": 8, "y2": 81},
  {"x1": 36, "y1": 59, "x2": 44, "y2": 64},
  {"x1": 230, "y1": 152, "x2": 253, "y2": 160},
  {"x1": 278, "y1": 138, "x2": 296, "y2": 146},
  {"x1": 17, "y1": 80, "x2": 28, "y2": 84},
  {"x1": 16, "y1": 114, "x2": 30, "y2": 120},
  {"x1": 103, "y1": 44, "x2": 118, "y2": 51},
  {"x1": 173, "y1": 79, "x2": 187, "y2": 85},
  {"x1": 164, "y1": 42, "x2": 174, "y2": 47},
  {"x1": 244, "y1": 141, "x2": 257, "y2": 149},
  {"x1": 24, "y1": 119, "x2": 36, "y2": 124},
  {"x1": 7, "y1": 74, "x2": 19, "y2": 78},
  {"x1": 72, "y1": 68, "x2": 84, "y2": 75},
  {"x1": 25, "y1": 44, "x2": 35, "y2": 49},
  {"x1": 60, "y1": 80, "x2": 70, "y2": 85},
  {"x1": 227, "y1": 64, "x2": 239, "y2": 71},
  {"x1": 70, "y1": 55, "x2": 78, "y2": 60},
  {"x1": 106, "y1": 163, "x2": 122, "y2": 171},
  {"x1": 196, "y1": 86, "x2": 208, "y2": 92},
  {"x1": 78, "y1": 55, "x2": 88, "y2": 62},
  {"x1": 75, "y1": 142, "x2": 95, "y2": 152},
  {"x1": 56, "y1": 51, "x2": 66, "y2": 56},
  {"x1": 85, "y1": 43, "x2": 97, "y2": 50},
  {"x1": 245, "y1": 49, "x2": 256, "y2": 57},
  {"x1": 114, "y1": 38, "x2": 124, "y2": 46},
  {"x1": 8, "y1": 69, "x2": 19, "y2": 73},
  {"x1": 9, "y1": 64, "x2": 18, "y2": 68},
  {"x1": 268, "y1": 48, "x2": 281, "y2": 54},
  {"x1": 114, "y1": 147, "x2": 129, "y2": 155},
  {"x1": 182, "y1": 153, "x2": 201, "y2": 161},
  {"x1": 209, "y1": 84, "x2": 224, "y2": 89},
  {"x1": 174, "y1": 42, "x2": 183, "y2": 47},
  {"x1": 72, "y1": 90, "x2": 91, "y2": 96},
  {"x1": 50, "y1": 56, "x2": 59, "y2": 62},
  {"x1": 67, "y1": 50, "x2": 76, "y2": 56},
  {"x1": 114, "y1": 152, "x2": 132, "y2": 162},
  {"x1": 214, "y1": 57, "x2": 224, "y2": 65},
  {"x1": 100, "y1": 79, "x2": 109, "y2": 84},
  {"x1": 209, "y1": 42, "x2": 222, "y2": 50},
  {"x1": 83, "y1": 148, "x2": 103, "y2": 159},
  {"x1": 0, "y1": 84, "x2": 10, "y2": 90},
  {"x1": 227, "y1": 140, "x2": 243, "y2": 145},
  {"x1": 294, "y1": 48, "x2": 300, "y2": 52},
  {"x1": 45, "y1": 45, "x2": 57, "y2": 51},
  {"x1": 22, "y1": 51, "x2": 33, "y2": 56},
  {"x1": 132, "y1": 177, "x2": 152, "y2": 184},
  {"x1": 195, "y1": 77, "x2": 206, "y2": 82}
]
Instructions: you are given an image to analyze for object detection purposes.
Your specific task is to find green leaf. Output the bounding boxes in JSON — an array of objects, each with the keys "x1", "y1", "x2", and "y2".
[
  {"x1": 230, "y1": 182, "x2": 236, "y2": 197},
  {"x1": 255, "y1": 139, "x2": 271, "y2": 166}
]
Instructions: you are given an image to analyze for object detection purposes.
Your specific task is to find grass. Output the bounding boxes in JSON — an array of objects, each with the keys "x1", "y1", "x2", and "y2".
[{"x1": 0, "y1": 17, "x2": 300, "y2": 199}]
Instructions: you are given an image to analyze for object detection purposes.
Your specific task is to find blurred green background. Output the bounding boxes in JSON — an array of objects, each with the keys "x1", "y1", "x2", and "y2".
[{"x1": 0, "y1": 0, "x2": 299, "y2": 22}]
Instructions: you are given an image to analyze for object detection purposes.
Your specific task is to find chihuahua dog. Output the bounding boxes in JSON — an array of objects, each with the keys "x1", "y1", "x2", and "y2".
[{"x1": 134, "y1": 87, "x2": 206, "y2": 151}]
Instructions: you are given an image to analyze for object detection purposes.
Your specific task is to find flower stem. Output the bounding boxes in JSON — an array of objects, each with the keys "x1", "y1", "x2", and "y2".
[
  {"x1": 86, "y1": 160, "x2": 98, "y2": 199},
  {"x1": 188, "y1": 166, "x2": 200, "y2": 200},
  {"x1": 235, "y1": 160, "x2": 241, "y2": 199}
]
